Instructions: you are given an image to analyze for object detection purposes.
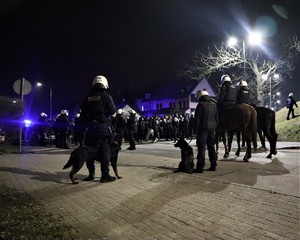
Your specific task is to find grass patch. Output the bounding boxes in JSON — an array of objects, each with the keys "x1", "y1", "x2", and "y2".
[
  {"x1": 275, "y1": 101, "x2": 300, "y2": 141},
  {"x1": 0, "y1": 185, "x2": 77, "y2": 240},
  {"x1": 0, "y1": 144, "x2": 21, "y2": 155}
]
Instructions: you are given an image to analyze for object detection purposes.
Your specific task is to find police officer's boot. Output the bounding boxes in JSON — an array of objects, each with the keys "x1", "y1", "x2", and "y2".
[{"x1": 83, "y1": 171, "x2": 95, "y2": 181}]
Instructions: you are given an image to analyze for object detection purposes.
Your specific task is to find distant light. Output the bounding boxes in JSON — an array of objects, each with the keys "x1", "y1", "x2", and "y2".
[
  {"x1": 227, "y1": 37, "x2": 238, "y2": 47},
  {"x1": 273, "y1": 73, "x2": 279, "y2": 79},
  {"x1": 37, "y1": 82, "x2": 42, "y2": 87},
  {"x1": 13, "y1": 100, "x2": 17, "y2": 104},
  {"x1": 276, "y1": 92, "x2": 280, "y2": 96},
  {"x1": 248, "y1": 32, "x2": 263, "y2": 45},
  {"x1": 24, "y1": 119, "x2": 33, "y2": 127},
  {"x1": 276, "y1": 100, "x2": 281, "y2": 103}
]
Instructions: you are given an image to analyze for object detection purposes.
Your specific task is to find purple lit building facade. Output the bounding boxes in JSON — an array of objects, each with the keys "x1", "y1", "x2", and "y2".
[{"x1": 115, "y1": 78, "x2": 217, "y2": 117}]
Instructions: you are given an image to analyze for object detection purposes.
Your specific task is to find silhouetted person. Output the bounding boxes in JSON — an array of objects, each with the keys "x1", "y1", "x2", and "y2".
[
  {"x1": 286, "y1": 92, "x2": 298, "y2": 120},
  {"x1": 80, "y1": 75, "x2": 117, "y2": 183}
]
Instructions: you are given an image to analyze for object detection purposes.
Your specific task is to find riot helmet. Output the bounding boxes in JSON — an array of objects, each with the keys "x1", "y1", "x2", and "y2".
[
  {"x1": 221, "y1": 74, "x2": 231, "y2": 84},
  {"x1": 92, "y1": 75, "x2": 109, "y2": 89}
]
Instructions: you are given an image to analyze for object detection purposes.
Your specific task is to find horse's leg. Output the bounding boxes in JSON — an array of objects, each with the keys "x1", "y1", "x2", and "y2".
[
  {"x1": 227, "y1": 131, "x2": 233, "y2": 154},
  {"x1": 258, "y1": 128, "x2": 266, "y2": 149},
  {"x1": 265, "y1": 126, "x2": 278, "y2": 159},
  {"x1": 223, "y1": 132, "x2": 229, "y2": 158},
  {"x1": 235, "y1": 130, "x2": 241, "y2": 156},
  {"x1": 241, "y1": 133, "x2": 246, "y2": 147},
  {"x1": 243, "y1": 138, "x2": 251, "y2": 162}
]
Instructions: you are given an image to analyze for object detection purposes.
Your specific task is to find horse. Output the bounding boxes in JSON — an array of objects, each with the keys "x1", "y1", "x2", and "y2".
[
  {"x1": 217, "y1": 103, "x2": 257, "y2": 162},
  {"x1": 225, "y1": 106, "x2": 278, "y2": 159},
  {"x1": 255, "y1": 107, "x2": 278, "y2": 158}
]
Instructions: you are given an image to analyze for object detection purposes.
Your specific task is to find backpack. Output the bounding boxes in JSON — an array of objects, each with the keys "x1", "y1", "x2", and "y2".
[{"x1": 286, "y1": 98, "x2": 292, "y2": 108}]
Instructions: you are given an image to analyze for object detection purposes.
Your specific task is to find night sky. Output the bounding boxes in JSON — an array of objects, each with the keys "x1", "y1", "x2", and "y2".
[{"x1": 0, "y1": 0, "x2": 299, "y2": 120}]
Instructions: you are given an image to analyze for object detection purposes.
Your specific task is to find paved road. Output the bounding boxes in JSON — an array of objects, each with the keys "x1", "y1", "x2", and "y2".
[{"x1": 0, "y1": 141, "x2": 299, "y2": 240}]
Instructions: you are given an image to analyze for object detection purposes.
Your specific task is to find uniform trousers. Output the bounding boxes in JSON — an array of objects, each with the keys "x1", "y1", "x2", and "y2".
[{"x1": 196, "y1": 131, "x2": 217, "y2": 170}]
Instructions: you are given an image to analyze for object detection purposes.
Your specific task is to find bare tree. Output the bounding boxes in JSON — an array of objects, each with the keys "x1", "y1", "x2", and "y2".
[
  {"x1": 183, "y1": 42, "x2": 295, "y2": 107},
  {"x1": 289, "y1": 35, "x2": 300, "y2": 53}
]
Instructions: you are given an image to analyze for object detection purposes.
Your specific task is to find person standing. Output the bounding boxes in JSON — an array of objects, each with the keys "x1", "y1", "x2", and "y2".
[
  {"x1": 286, "y1": 93, "x2": 298, "y2": 120},
  {"x1": 194, "y1": 90, "x2": 219, "y2": 173},
  {"x1": 112, "y1": 108, "x2": 127, "y2": 149},
  {"x1": 73, "y1": 113, "x2": 86, "y2": 147},
  {"x1": 37, "y1": 112, "x2": 48, "y2": 146},
  {"x1": 127, "y1": 110, "x2": 137, "y2": 150},
  {"x1": 56, "y1": 110, "x2": 71, "y2": 149},
  {"x1": 80, "y1": 75, "x2": 117, "y2": 183}
]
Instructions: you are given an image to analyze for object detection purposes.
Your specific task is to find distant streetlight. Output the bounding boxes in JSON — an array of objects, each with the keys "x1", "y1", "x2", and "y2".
[
  {"x1": 227, "y1": 31, "x2": 263, "y2": 83},
  {"x1": 36, "y1": 82, "x2": 53, "y2": 120},
  {"x1": 262, "y1": 73, "x2": 279, "y2": 109}
]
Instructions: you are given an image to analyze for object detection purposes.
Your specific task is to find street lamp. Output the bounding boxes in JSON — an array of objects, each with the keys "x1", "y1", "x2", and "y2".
[
  {"x1": 262, "y1": 73, "x2": 279, "y2": 109},
  {"x1": 227, "y1": 32, "x2": 263, "y2": 83},
  {"x1": 274, "y1": 92, "x2": 281, "y2": 111},
  {"x1": 36, "y1": 82, "x2": 53, "y2": 121}
]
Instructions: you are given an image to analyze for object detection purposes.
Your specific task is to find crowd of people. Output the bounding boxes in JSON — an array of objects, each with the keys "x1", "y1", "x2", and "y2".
[{"x1": 30, "y1": 74, "x2": 297, "y2": 182}]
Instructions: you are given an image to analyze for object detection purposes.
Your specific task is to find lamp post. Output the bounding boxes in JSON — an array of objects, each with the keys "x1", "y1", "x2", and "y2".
[
  {"x1": 262, "y1": 73, "x2": 279, "y2": 109},
  {"x1": 242, "y1": 40, "x2": 246, "y2": 83},
  {"x1": 227, "y1": 37, "x2": 246, "y2": 82},
  {"x1": 37, "y1": 82, "x2": 53, "y2": 121}
]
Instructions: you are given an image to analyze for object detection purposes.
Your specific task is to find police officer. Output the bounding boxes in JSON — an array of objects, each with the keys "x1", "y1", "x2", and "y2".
[
  {"x1": 80, "y1": 75, "x2": 116, "y2": 183},
  {"x1": 112, "y1": 108, "x2": 127, "y2": 149},
  {"x1": 217, "y1": 74, "x2": 236, "y2": 121},
  {"x1": 56, "y1": 110, "x2": 71, "y2": 149},
  {"x1": 127, "y1": 110, "x2": 137, "y2": 150},
  {"x1": 37, "y1": 112, "x2": 48, "y2": 146},
  {"x1": 73, "y1": 113, "x2": 86, "y2": 147},
  {"x1": 194, "y1": 90, "x2": 218, "y2": 173},
  {"x1": 236, "y1": 80, "x2": 250, "y2": 104},
  {"x1": 286, "y1": 93, "x2": 298, "y2": 120}
]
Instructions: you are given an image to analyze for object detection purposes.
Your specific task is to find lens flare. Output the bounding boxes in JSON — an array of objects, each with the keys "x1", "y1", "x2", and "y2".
[{"x1": 255, "y1": 16, "x2": 277, "y2": 38}]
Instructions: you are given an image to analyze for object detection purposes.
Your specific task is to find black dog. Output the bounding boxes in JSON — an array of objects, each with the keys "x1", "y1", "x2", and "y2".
[
  {"x1": 174, "y1": 138, "x2": 194, "y2": 174},
  {"x1": 63, "y1": 141, "x2": 122, "y2": 184}
]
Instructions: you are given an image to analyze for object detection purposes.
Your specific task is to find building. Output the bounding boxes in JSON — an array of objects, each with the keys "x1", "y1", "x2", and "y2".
[{"x1": 114, "y1": 77, "x2": 217, "y2": 117}]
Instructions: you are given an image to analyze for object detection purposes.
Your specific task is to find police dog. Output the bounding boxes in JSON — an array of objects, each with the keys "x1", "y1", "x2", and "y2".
[
  {"x1": 174, "y1": 138, "x2": 194, "y2": 174},
  {"x1": 63, "y1": 141, "x2": 122, "y2": 184}
]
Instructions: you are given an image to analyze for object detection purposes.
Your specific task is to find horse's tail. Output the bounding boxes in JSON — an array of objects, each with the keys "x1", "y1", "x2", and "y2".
[
  {"x1": 270, "y1": 111, "x2": 278, "y2": 140},
  {"x1": 250, "y1": 108, "x2": 258, "y2": 151}
]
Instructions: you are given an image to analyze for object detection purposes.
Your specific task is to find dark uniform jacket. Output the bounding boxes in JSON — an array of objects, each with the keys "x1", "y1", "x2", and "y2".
[
  {"x1": 217, "y1": 82, "x2": 236, "y2": 106},
  {"x1": 286, "y1": 96, "x2": 298, "y2": 109},
  {"x1": 80, "y1": 84, "x2": 116, "y2": 137},
  {"x1": 236, "y1": 86, "x2": 250, "y2": 104},
  {"x1": 195, "y1": 95, "x2": 218, "y2": 133}
]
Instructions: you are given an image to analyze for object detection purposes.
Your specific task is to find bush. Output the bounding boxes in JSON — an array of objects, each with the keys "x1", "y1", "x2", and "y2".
[{"x1": 0, "y1": 96, "x2": 24, "y2": 144}]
